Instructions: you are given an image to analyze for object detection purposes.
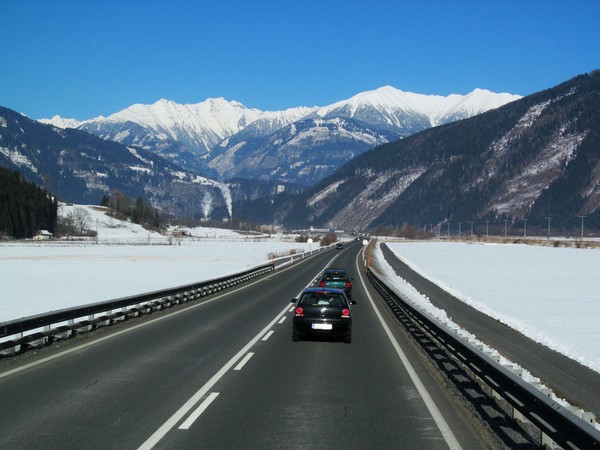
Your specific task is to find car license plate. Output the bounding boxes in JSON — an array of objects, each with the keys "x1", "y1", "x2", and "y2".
[{"x1": 312, "y1": 323, "x2": 332, "y2": 330}]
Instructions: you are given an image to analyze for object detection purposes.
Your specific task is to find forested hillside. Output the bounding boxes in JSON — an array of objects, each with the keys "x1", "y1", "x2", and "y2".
[
  {"x1": 0, "y1": 167, "x2": 57, "y2": 238},
  {"x1": 251, "y1": 71, "x2": 600, "y2": 235}
]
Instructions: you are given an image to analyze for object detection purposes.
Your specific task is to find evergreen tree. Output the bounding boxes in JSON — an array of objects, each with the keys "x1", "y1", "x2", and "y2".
[
  {"x1": 100, "y1": 195, "x2": 110, "y2": 207},
  {"x1": 0, "y1": 167, "x2": 58, "y2": 238}
]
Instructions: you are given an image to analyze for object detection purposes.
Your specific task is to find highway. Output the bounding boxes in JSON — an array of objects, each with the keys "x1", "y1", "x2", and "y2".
[{"x1": 1, "y1": 242, "x2": 491, "y2": 449}]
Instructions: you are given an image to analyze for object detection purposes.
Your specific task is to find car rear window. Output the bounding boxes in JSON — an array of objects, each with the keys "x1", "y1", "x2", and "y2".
[
  {"x1": 323, "y1": 272, "x2": 348, "y2": 281},
  {"x1": 299, "y1": 293, "x2": 345, "y2": 307}
]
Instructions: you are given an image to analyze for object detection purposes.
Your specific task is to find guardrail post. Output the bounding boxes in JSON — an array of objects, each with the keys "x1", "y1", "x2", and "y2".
[
  {"x1": 541, "y1": 431, "x2": 554, "y2": 448},
  {"x1": 483, "y1": 350, "x2": 502, "y2": 400},
  {"x1": 511, "y1": 406, "x2": 525, "y2": 422},
  {"x1": 86, "y1": 315, "x2": 94, "y2": 331},
  {"x1": 534, "y1": 378, "x2": 557, "y2": 447},
  {"x1": 532, "y1": 382, "x2": 552, "y2": 397},
  {"x1": 567, "y1": 405, "x2": 584, "y2": 418},
  {"x1": 510, "y1": 367, "x2": 524, "y2": 378},
  {"x1": 566, "y1": 407, "x2": 597, "y2": 429},
  {"x1": 14, "y1": 332, "x2": 23, "y2": 353},
  {"x1": 583, "y1": 411, "x2": 597, "y2": 428},
  {"x1": 484, "y1": 350, "x2": 500, "y2": 362},
  {"x1": 505, "y1": 365, "x2": 526, "y2": 421}
]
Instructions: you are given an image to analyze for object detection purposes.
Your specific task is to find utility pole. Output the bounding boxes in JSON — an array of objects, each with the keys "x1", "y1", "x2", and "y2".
[
  {"x1": 546, "y1": 217, "x2": 552, "y2": 240},
  {"x1": 523, "y1": 218, "x2": 528, "y2": 238},
  {"x1": 578, "y1": 215, "x2": 586, "y2": 240},
  {"x1": 469, "y1": 221, "x2": 474, "y2": 237},
  {"x1": 485, "y1": 220, "x2": 489, "y2": 237}
]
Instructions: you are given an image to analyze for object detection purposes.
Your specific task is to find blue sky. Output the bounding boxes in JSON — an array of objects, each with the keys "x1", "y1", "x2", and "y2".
[{"x1": 1, "y1": 0, "x2": 599, "y2": 120}]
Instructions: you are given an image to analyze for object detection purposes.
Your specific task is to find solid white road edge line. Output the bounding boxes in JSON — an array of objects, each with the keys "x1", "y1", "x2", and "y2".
[
  {"x1": 234, "y1": 353, "x2": 254, "y2": 371},
  {"x1": 355, "y1": 252, "x2": 463, "y2": 450},
  {"x1": 178, "y1": 392, "x2": 220, "y2": 430}
]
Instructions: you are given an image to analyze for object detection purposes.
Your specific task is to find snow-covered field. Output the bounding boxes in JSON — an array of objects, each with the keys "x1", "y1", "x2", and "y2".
[
  {"x1": 377, "y1": 241, "x2": 600, "y2": 374},
  {"x1": 0, "y1": 240, "x2": 317, "y2": 323},
  {"x1": 0, "y1": 205, "x2": 317, "y2": 323},
  {"x1": 2, "y1": 204, "x2": 598, "y2": 378}
]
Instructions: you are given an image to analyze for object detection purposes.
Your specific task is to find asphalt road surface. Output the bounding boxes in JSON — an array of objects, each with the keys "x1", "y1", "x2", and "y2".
[{"x1": 1, "y1": 242, "x2": 497, "y2": 449}]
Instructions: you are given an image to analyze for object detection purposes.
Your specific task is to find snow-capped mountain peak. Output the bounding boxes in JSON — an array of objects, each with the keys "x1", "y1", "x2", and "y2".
[
  {"x1": 40, "y1": 85, "x2": 520, "y2": 136},
  {"x1": 39, "y1": 115, "x2": 85, "y2": 129},
  {"x1": 38, "y1": 86, "x2": 521, "y2": 183},
  {"x1": 316, "y1": 85, "x2": 521, "y2": 127},
  {"x1": 106, "y1": 97, "x2": 261, "y2": 133}
]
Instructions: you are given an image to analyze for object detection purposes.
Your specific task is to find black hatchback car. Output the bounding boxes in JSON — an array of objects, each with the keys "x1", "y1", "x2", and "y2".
[{"x1": 291, "y1": 287, "x2": 355, "y2": 343}]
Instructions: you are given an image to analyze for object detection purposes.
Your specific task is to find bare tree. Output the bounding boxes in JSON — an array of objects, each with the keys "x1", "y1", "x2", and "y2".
[{"x1": 69, "y1": 207, "x2": 92, "y2": 235}]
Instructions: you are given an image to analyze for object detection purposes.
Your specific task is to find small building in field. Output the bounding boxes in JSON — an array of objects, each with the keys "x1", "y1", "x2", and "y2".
[{"x1": 33, "y1": 230, "x2": 53, "y2": 240}]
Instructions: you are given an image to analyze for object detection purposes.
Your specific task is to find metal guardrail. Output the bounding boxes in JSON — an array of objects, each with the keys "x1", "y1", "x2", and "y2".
[
  {"x1": 270, "y1": 242, "x2": 337, "y2": 268},
  {"x1": 0, "y1": 242, "x2": 338, "y2": 356},
  {"x1": 366, "y1": 268, "x2": 600, "y2": 449},
  {"x1": 0, "y1": 263, "x2": 275, "y2": 355},
  {"x1": 0, "y1": 244, "x2": 333, "y2": 357}
]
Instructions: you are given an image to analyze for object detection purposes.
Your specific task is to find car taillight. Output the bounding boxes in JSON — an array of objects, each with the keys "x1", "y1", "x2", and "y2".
[
  {"x1": 319, "y1": 280, "x2": 325, "y2": 287},
  {"x1": 345, "y1": 281, "x2": 352, "y2": 288},
  {"x1": 341, "y1": 308, "x2": 350, "y2": 318},
  {"x1": 295, "y1": 307, "x2": 304, "y2": 316}
]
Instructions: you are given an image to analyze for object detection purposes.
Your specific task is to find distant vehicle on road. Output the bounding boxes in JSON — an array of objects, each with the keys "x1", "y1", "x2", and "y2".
[
  {"x1": 319, "y1": 267, "x2": 353, "y2": 299},
  {"x1": 291, "y1": 287, "x2": 355, "y2": 343},
  {"x1": 335, "y1": 242, "x2": 344, "y2": 249}
]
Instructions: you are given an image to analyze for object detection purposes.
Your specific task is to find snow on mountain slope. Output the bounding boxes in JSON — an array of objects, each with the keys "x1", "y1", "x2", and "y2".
[
  {"x1": 38, "y1": 86, "x2": 521, "y2": 185},
  {"x1": 40, "y1": 86, "x2": 521, "y2": 144},
  {"x1": 107, "y1": 98, "x2": 260, "y2": 136},
  {"x1": 39, "y1": 115, "x2": 86, "y2": 129},
  {"x1": 85, "y1": 97, "x2": 264, "y2": 154},
  {"x1": 220, "y1": 105, "x2": 319, "y2": 141},
  {"x1": 435, "y1": 88, "x2": 522, "y2": 125},
  {"x1": 208, "y1": 117, "x2": 397, "y2": 185},
  {"x1": 42, "y1": 99, "x2": 317, "y2": 159},
  {"x1": 315, "y1": 85, "x2": 521, "y2": 127}
]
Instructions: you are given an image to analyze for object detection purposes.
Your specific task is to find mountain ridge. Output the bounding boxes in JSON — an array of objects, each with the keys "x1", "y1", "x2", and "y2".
[
  {"x1": 3, "y1": 71, "x2": 599, "y2": 233},
  {"x1": 39, "y1": 86, "x2": 521, "y2": 185},
  {"x1": 236, "y1": 71, "x2": 600, "y2": 233},
  {"x1": 0, "y1": 106, "x2": 235, "y2": 219},
  {"x1": 40, "y1": 86, "x2": 520, "y2": 132}
]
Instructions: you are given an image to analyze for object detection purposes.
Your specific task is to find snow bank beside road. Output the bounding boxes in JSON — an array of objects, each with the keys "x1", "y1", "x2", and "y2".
[{"x1": 379, "y1": 241, "x2": 600, "y2": 374}]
